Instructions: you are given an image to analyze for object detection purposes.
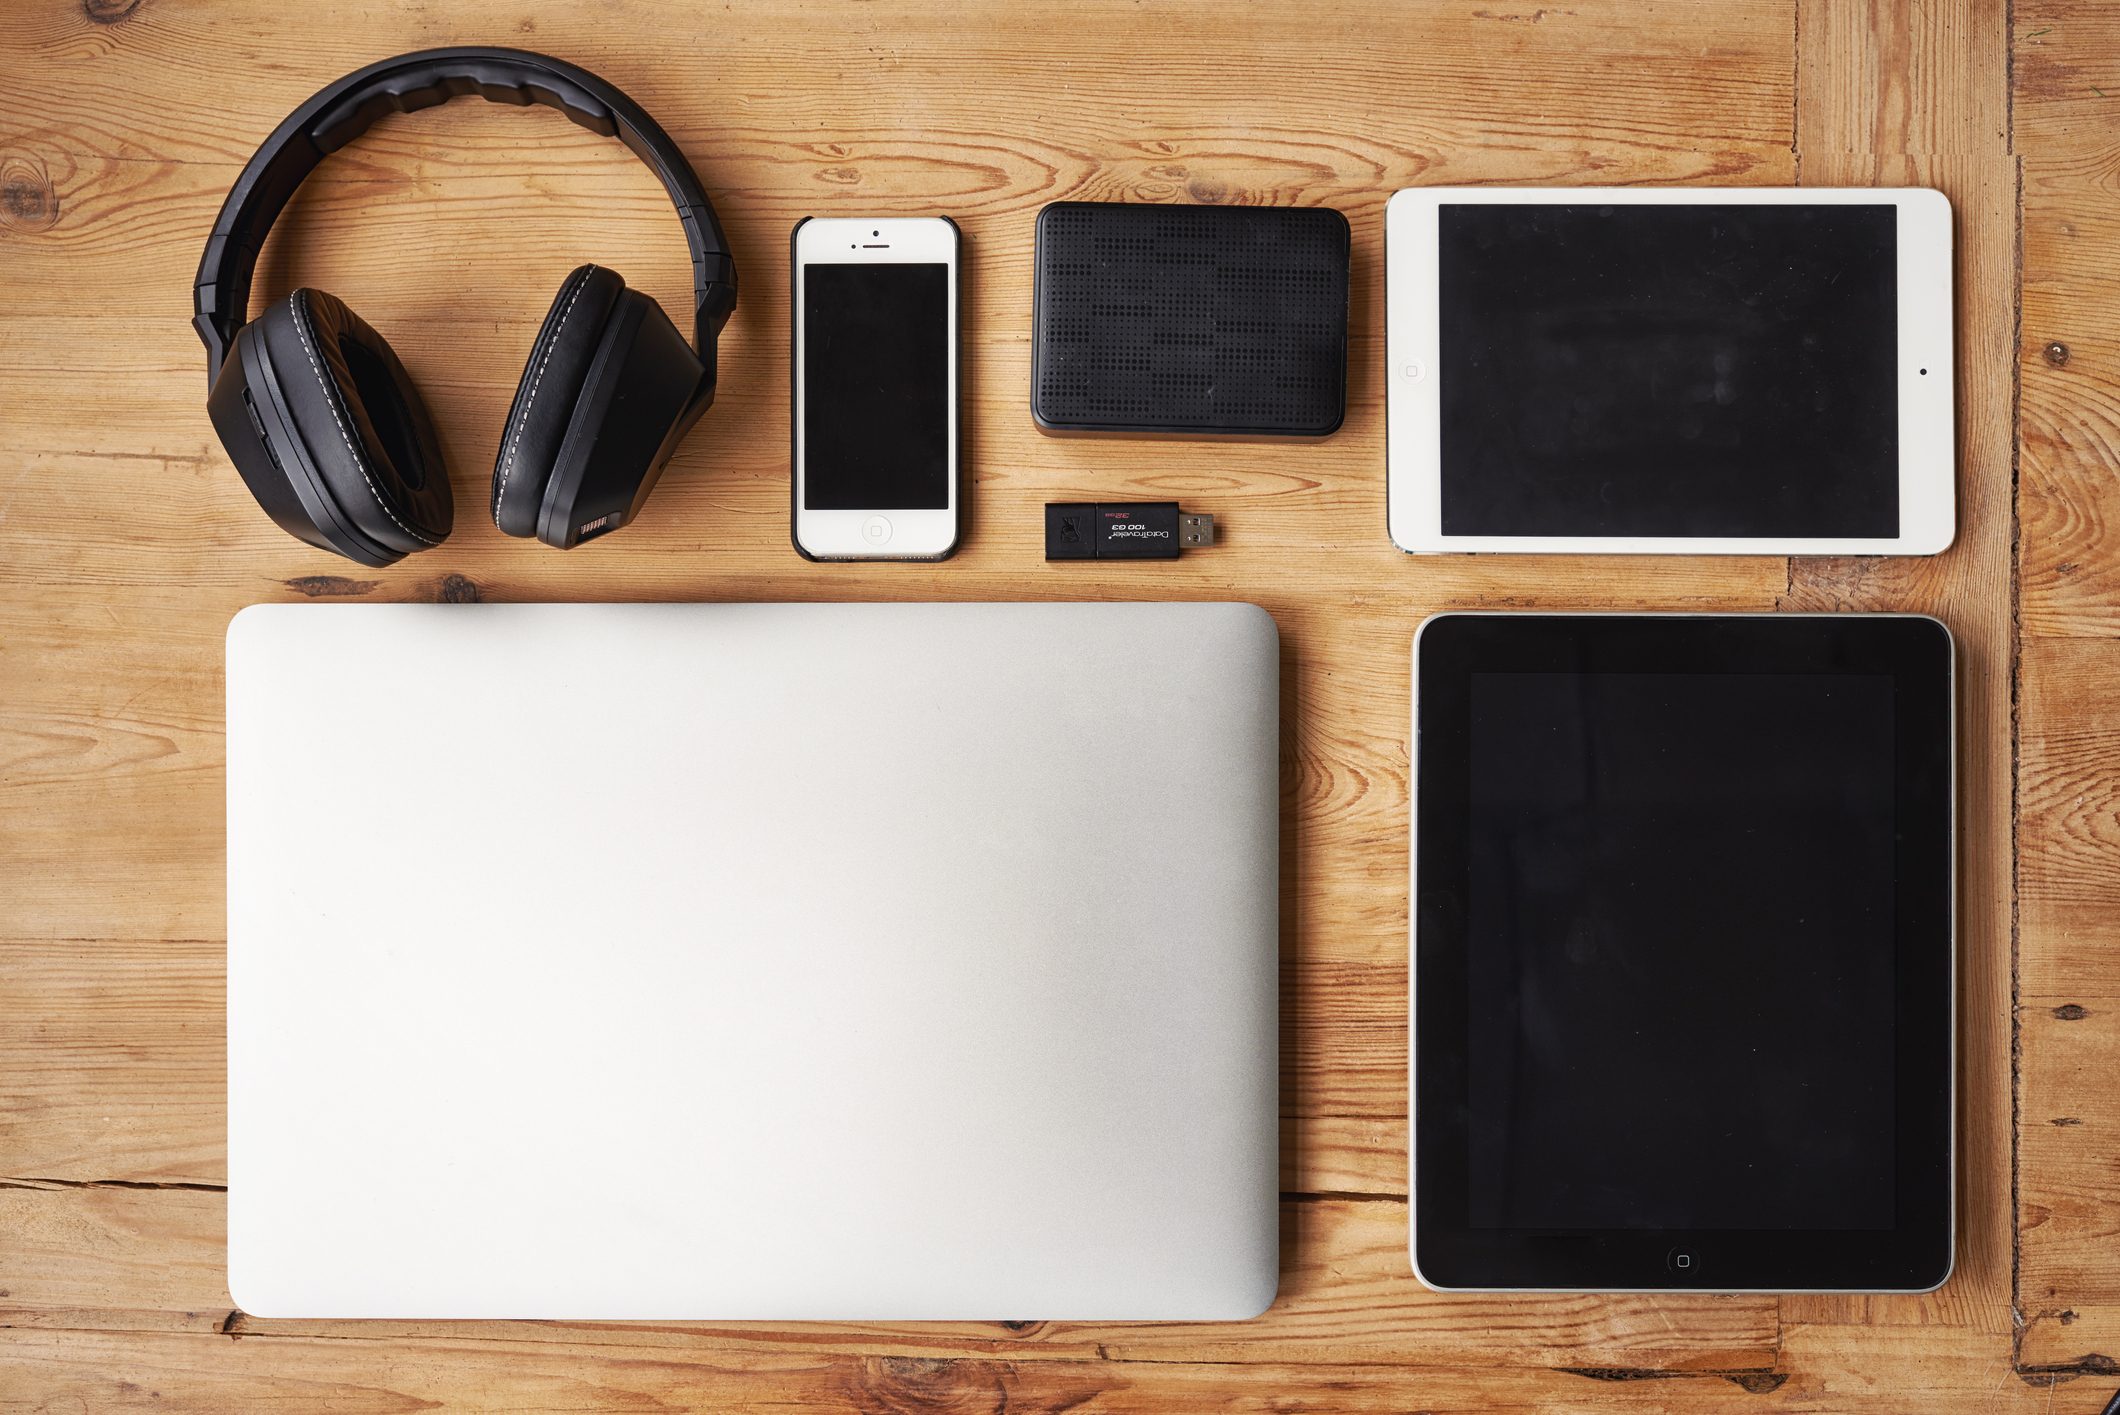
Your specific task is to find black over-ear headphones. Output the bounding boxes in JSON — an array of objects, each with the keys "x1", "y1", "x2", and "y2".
[{"x1": 194, "y1": 48, "x2": 737, "y2": 564}]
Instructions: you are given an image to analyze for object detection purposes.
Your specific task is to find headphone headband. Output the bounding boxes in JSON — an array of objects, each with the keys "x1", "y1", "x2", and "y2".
[{"x1": 192, "y1": 47, "x2": 736, "y2": 385}]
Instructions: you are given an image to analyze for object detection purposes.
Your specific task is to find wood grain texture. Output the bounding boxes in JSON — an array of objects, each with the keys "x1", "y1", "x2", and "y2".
[
  {"x1": 1783, "y1": 144, "x2": 2020, "y2": 1365},
  {"x1": 2016, "y1": 0, "x2": 2120, "y2": 1383},
  {"x1": 16, "y1": 1327, "x2": 2093, "y2": 1415},
  {"x1": 2017, "y1": 991, "x2": 2120, "y2": 1370},
  {"x1": 2013, "y1": 2, "x2": 2120, "y2": 157},
  {"x1": 2018, "y1": 148, "x2": 2120, "y2": 638},
  {"x1": 1788, "y1": 0, "x2": 2035, "y2": 1393},
  {"x1": 1, "y1": 0, "x2": 2113, "y2": 1407},
  {"x1": 1794, "y1": 0, "x2": 2010, "y2": 157},
  {"x1": 0, "y1": 1187, "x2": 1778, "y2": 1371},
  {"x1": 2019, "y1": 638, "x2": 2120, "y2": 995}
]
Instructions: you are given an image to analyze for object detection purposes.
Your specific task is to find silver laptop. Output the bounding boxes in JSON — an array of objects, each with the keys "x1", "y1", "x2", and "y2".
[{"x1": 226, "y1": 601, "x2": 1279, "y2": 1320}]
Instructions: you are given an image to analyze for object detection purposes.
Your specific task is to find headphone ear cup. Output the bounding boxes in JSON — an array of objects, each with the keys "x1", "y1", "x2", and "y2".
[
  {"x1": 251, "y1": 289, "x2": 453, "y2": 557},
  {"x1": 524, "y1": 285, "x2": 709, "y2": 550},
  {"x1": 492, "y1": 264, "x2": 625, "y2": 538}
]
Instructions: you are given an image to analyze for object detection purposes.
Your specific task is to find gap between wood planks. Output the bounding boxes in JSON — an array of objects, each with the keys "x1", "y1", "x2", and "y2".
[
  {"x1": 2008, "y1": 143, "x2": 2034, "y2": 1378},
  {"x1": 0, "y1": 1176, "x2": 225, "y2": 1193}
]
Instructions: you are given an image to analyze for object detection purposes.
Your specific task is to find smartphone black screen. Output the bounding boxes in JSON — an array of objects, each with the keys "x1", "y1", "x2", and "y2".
[{"x1": 802, "y1": 263, "x2": 951, "y2": 511}]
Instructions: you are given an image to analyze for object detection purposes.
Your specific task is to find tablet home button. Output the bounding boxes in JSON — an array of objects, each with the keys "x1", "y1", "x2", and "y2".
[{"x1": 1666, "y1": 1247, "x2": 1698, "y2": 1275}]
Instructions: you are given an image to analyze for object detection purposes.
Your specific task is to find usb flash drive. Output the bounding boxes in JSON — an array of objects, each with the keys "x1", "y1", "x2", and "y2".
[{"x1": 1044, "y1": 502, "x2": 1217, "y2": 560}]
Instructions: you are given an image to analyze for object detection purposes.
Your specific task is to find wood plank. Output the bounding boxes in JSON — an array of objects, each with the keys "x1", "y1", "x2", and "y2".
[
  {"x1": 2016, "y1": 0, "x2": 2120, "y2": 1377},
  {"x1": 1777, "y1": 1318, "x2": 2100, "y2": 1413},
  {"x1": 2017, "y1": 992, "x2": 2120, "y2": 1372},
  {"x1": 1777, "y1": 147, "x2": 2020, "y2": 1346},
  {"x1": 0, "y1": 1322, "x2": 2090, "y2": 1414},
  {"x1": 2015, "y1": 566, "x2": 2120, "y2": 1381},
  {"x1": 1789, "y1": 0, "x2": 2026, "y2": 1378},
  {"x1": 0, "y1": 0, "x2": 1799, "y2": 168},
  {"x1": 0, "y1": 1187, "x2": 1777, "y2": 1371},
  {"x1": 0, "y1": 1327, "x2": 1828, "y2": 1415},
  {"x1": 2013, "y1": 1, "x2": 2120, "y2": 157},
  {"x1": 2019, "y1": 146, "x2": 2120, "y2": 638},
  {"x1": 2018, "y1": 637, "x2": 2120, "y2": 995},
  {"x1": 1795, "y1": 0, "x2": 2010, "y2": 157},
  {"x1": 0, "y1": 938, "x2": 223, "y2": 1187}
]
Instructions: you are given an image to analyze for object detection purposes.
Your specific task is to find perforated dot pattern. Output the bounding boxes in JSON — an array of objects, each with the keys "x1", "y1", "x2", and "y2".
[{"x1": 1033, "y1": 202, "x2": 1350, "y2": 436}]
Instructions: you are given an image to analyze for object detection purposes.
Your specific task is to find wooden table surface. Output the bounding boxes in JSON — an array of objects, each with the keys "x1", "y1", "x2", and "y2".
[{"x1": 3, "y1": 0, "x2": 2117, "y2": 1409}]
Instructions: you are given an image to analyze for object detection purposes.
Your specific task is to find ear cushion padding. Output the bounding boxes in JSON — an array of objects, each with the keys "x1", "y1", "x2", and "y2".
[
  {"x1": 254, "y1": 289, "x2": 453, "y2": 556},
  {"x1": 492, "y1": 264, "x2": 625, "y2": 537}
]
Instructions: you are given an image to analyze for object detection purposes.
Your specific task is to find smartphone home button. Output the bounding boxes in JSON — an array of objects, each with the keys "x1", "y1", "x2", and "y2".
[
  {"x1": 861, "y1": 515, "x2": 893, "y2": 546},
  {"x1": 1666, "y1": 1247, "x2": 1699, "y2": 1276}
]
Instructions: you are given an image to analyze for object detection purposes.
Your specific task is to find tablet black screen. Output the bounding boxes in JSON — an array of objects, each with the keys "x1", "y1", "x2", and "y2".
[
  {"x1": 1466, "y1": 670, "x2": 1897, "y2": 1231},
  {"x1": 1437, "y1": 204, "x2": 1900, "y2": 539}
]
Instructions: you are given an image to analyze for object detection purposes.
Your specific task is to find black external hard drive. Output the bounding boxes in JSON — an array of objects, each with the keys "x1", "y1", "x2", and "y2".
[{"x1": 1032, "y1": 201, "x2": 1349, "y2": 437}]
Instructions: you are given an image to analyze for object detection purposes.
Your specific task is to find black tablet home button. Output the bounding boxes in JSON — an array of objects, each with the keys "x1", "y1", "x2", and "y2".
[{"x1": 1666, "y1": 1247, "x2": 1699, "y2": 1276}]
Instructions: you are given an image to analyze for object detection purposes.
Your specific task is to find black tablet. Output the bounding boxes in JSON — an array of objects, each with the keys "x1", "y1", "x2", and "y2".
[{"x1": 1411, "y1": 614, "x2": 1954, "y2": 1292}]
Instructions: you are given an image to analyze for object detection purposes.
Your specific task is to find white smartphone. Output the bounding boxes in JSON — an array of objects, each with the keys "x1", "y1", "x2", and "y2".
[
  {"x1": 1383, "y1": 187, "x2": 1956, "y2": 556},
  {"x1": 791, "y1": 216, "x2": 962, "y2": 560}
]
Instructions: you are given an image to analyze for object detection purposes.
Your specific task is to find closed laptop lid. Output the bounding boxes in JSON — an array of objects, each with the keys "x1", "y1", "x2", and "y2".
[{"x1": 226, "y1": 601, "x2": 1279, "y2": 1320}]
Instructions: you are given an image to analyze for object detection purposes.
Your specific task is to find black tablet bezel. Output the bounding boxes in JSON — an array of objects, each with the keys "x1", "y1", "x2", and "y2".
[{"x1": 1411, "y1": 613, "x2": 1955, "y2": 1292}]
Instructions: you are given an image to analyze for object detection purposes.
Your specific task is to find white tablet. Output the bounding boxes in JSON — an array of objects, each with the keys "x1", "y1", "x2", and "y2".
[{"x1": 1385, "y1": 188, "x2": 1955, "y2": 556}]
